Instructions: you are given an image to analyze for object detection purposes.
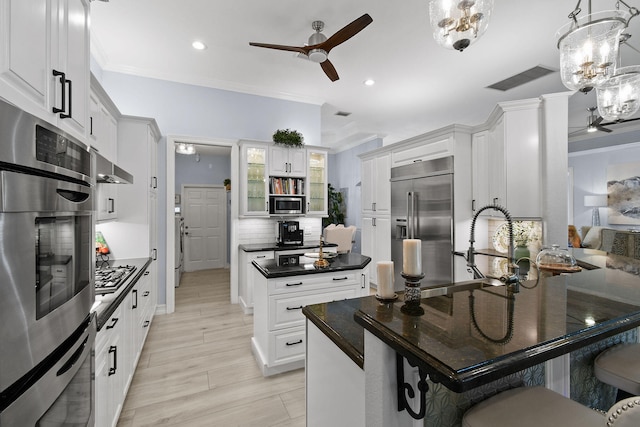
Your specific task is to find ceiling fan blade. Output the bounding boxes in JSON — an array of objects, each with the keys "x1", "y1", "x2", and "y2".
[
  {"x1": 596, "y1": 125, "x2": 613, "y2": 133},
  {"x1": 249, "y1": 42, "x2": 309, "y2": 55},
  {"x1": 319, "y1": 13, "x2": 373, "y2": 53},
  {"x1": 320, "y1": 59, "x2": 339, "y2": 81},
  {"x1": 592, "y1": 116, "x2": 604, "y2": 126}
]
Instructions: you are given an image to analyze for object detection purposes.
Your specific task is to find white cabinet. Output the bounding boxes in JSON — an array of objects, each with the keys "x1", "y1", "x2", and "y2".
[
  {"x1": 471, "y1": 99, "x2": 542, "y2": 218},
  {"x1": 361, "y1": 216, "x2": 391, "y2": 285},
  {"x1": 95, "y1": 264, "x2": 156, "y2": 427},
  {"x1": 306, "y1": 149, "x2": 328, "y2": 216},
  {"x1": 89, "y1": 75, "x2": 119, "y2": 162},
  {"x1": 391, "y1": 134, "x2": 454, "y2": 167},
  {"x1": 239, "y1": 250, "x2": 273, "y2": 314},
  {"x1": 361, "y1": 153, "x2": 391, "y2": 215},
  {"x1": 112, "y1": 115, "x2": 161, "y2": 259},
  {"x1": 252, "y1": 267, "x2": 370, "y2": 376},
  {"x1": 0, "y1": 0, "x2": 89, "y2": 142},
  {"x1": 268, "y1": 145, "x2": 306, "y2": 177},
  {"x1": 240, "y1": 142, "x2": 269, "y2": 217},
  {"x1": 96, "y1": 185, "x2": 118, "y2": 222},
  {"x1": 95, "y1": 301, "x2": 128, "y2": 427}
]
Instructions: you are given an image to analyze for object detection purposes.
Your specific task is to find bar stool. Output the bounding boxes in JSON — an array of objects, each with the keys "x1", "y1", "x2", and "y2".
[
  {"x1": 595, "y1": 343, "x2": 640, "y2": 400},
  {"x1": 462, "y1": 386, "x2": 640, "y2": 427}
]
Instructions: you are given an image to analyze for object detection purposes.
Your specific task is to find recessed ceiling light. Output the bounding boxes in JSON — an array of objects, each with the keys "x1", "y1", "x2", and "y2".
[
  {"x1": 192, "y1": 41, "x2": 207, "y2": 50},
  {"x1": 363, "y1": 79, "x2": 375, "y2": 86}
]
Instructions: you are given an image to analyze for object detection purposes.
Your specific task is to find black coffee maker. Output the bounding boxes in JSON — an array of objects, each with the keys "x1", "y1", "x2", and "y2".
[{"x1": 276, "y1": 221, "x2": 304, "y2": 246}]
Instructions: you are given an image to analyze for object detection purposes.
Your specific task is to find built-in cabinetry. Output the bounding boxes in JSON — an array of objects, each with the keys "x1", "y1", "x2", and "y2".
[
  {"x1": 252, "y1": 266, "x2": 370, "y2": 376},
  {"x1": 360, "y1": 152, "x2": 391, "y2": 284},
  {"x1": 239, "y1": 141, "x2": 328, "y2": 217},
  {"x1": 91, "y1": 76, "x2": 121, "y2": 222},
  {"x1": 239, "y1": 250, "x2": 274, "y2": 314},
  {"x1": 95, "y1": 265, "x2": 155, "y2": 427},
  {"x1": 268, "y1": 145, "x2": 306, "y2": 177},
  {"x1": 471, "y1": 99, "x2": 542, "y2": 218},
  {"x1": 0, "y1": 0, "x2": 90, "y2": 142},
  {"x1": 306, "y1": 149, "x2": 328, "y2": 216}
]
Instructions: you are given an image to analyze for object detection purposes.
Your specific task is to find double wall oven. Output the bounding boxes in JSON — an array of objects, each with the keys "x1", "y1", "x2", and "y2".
[{"x1": 0, "y1": 99, "x2": 95, "y2": 425}]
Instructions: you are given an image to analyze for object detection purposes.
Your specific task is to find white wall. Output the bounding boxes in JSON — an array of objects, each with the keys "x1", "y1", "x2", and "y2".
[{"x1": 569, "y1": 141, "x2": 640, "y2": 231}]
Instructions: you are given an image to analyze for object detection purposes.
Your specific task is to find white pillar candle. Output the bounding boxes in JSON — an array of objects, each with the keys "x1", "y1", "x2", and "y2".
[
  {"x1": 403, "y1": 239, "x2": 422, "y2": 276},
  {"x1": 377, "y1": 261, "x2": 395, "y2": 298}
]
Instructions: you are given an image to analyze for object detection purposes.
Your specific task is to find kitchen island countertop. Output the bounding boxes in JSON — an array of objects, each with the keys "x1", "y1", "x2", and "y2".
[
  {"x1": 252, "y1": 253, "x2": 371, "y2": 279},
  {"x1": 92, "y1": 257, "x2": 152, "y2": 330},
  {"x1": 304, "y1": 248, "x2": 640, "y2": 391}
]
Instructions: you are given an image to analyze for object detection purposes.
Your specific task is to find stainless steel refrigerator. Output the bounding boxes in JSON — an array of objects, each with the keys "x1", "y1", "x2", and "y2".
[{"x1": 390, "y1": 156, "x2": 454, "y2": 291}]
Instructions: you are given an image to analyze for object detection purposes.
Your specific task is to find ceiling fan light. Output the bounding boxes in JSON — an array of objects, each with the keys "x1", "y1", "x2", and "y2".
[
  {"x1": 308, "y1": 48, "x2": 328, "y2": 63},
  {"x1": 428, "y1": 0, "x2": 494, "y2": 51},
  {"x1": 556, "y1": 10, "x2": 628, "y2": 92},
  {"x1": 596, "y1": 65, "x2": 640, "y2": 121}
]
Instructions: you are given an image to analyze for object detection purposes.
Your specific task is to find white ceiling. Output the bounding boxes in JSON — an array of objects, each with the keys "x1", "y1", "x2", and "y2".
[{"x1": 89, "y1": 0, "x2": 640, "y2": 150}]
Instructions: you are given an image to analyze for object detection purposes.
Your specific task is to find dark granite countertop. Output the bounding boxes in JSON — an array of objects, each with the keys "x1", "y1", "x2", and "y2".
[
  {"x1": 252, "y1": 253, "x2": 371, "y2": 278},
  {"x1": 239, "y1": 241, "x2": 337, "y2": 252},
  {"x1": 92, "y1": 257, "x2": 152, "y2": 330},
  {"x1": 304, "y1": 249, "x2": 640, "y2": 392}
]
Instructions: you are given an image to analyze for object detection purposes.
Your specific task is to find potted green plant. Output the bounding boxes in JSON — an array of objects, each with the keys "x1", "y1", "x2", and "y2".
[
  {"x1": 272, "y1": 129, "x2": 304, "y2": 148},
  {"x1": 323, "y1": 183, "x2": 345, "y2": 227},
  {"x1": 223, "y1": 178, "x2": 231, "y2": 191}
]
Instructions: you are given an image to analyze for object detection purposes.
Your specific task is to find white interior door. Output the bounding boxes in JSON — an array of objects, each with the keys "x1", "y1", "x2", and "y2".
[{"x1": 183, "y1": 185, "x2": 226, "y2": 272}]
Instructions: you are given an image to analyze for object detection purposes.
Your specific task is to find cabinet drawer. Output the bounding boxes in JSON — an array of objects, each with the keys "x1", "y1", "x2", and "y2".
[
  {"x1": 271, "y1": 271, "x2": 359, "y2": 294},
  {"x1": 269, "y1": 287, "x2": 358, "y2": 330},
  {"x1": 272, "y1": 328, "x2": 306, "y2": 364}
]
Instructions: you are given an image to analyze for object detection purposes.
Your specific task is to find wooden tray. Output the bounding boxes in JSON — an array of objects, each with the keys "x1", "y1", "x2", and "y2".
[{"x1": 537, "y1": 263, "x2": 582, "y2": 273}]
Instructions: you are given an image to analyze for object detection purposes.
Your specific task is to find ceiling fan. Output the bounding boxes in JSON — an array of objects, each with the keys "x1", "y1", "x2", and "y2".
[
  {"x1": 249, "y1": 13, "x2": 373, "y2": 82},
  {"x1": 569, "y1": 107, "x2": 613, "y2": 136}
]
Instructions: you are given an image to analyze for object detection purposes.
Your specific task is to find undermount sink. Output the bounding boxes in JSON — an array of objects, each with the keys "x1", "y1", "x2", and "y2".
[{"x1": 420, "y1": 278, "x2": 505, "y2": 299}]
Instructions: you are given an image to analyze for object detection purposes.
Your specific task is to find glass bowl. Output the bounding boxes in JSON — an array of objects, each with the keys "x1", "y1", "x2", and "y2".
[{"x1": 535, "y1": 244, "x2": 581, "y2": 273}]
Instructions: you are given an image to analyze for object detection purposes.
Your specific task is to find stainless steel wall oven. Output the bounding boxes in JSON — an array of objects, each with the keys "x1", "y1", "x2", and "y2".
[{"x1": 0, "y1": 98, "x2": 95, "y2": 426}]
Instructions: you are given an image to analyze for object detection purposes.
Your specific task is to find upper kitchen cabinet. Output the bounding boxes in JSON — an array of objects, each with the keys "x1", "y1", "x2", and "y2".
[
  {"x1": 113, "y1": 115, "x2": 161, "y2": 260},
  {"x1": 269, "y1": 145, "x2": 306, "y2": 177},
  {"x1": 306, "y1": 149, "x2": 328, "y2": 216},
  {"x1": 0, "y1": 0, "x2": 89, "y2": 142},
  {"x1": 361, "y1": 153, "x2": 391, "y2": 216},
  {"x1": 472, "y1": 99, "x2": 542, "y2": 218},
  {"x1": 240, "y1": 141, "x2": 269, "y2": 217},
  {"x1": 89, "y1": 75, "x2": 119, "y2": 162}
]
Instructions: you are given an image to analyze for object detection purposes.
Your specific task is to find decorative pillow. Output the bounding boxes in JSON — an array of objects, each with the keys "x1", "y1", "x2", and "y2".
[{"x1": 583, "y1": 226, "x2": 603, "y2": 249}]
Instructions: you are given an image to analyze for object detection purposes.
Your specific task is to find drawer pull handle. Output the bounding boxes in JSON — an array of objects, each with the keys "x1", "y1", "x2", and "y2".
[
  {"x1": 333, "y1": 276, "x2": 348, "y2": 281},
  {"x1": 286, "y1": 339, "x2": 303, "y2": 346},
  {"x1": 143, "y1": 320, "x2": 150, "y2": 327},
  {"x1": 257, "y1": 255, "x2": 266, "y2": 258},
  {"x1": 286, "y1": 282, "x2": 303, "y2": 287},
  {"x1": 106, "y1": 317, "x2": 119, "y2": 329},
  {"x1": 143, "y1": 291, "x2": 150, "y2": 297},
  {"x1": 286, "y1": 306, "x2": 303, "y2": 311}
]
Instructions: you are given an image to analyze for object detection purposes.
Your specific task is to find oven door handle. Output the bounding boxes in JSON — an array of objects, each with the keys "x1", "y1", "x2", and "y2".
[
  {"x1": 56, "y1": 336, "x2": 88, "y2": 377},
  {"x1": 56, "y1": 188, "x2": 90, "y2": 203}
]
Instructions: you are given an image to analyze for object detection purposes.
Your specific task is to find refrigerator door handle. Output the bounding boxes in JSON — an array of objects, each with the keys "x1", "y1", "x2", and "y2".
[{"x1": 407, "y1": 191, "x2": 415, "y2": 239}]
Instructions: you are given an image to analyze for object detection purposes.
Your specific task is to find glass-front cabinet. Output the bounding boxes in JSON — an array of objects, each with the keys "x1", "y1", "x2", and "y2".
[
  {"x1": 306, "y1": 149, "x2": 328, "y2": 216},
  {"x1": 240, "y1": 142, "x2": 269, "y2": 216}
]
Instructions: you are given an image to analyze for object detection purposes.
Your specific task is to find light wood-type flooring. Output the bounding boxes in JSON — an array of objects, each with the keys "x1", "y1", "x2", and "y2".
[{"x1": 116, "y1": 268, "x2": 305, "y2": 427}]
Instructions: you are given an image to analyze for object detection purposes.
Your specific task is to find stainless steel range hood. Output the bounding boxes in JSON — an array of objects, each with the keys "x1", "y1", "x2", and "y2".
[{"x1": 95, "y1": 152, "x2": 133, "y2": 184}]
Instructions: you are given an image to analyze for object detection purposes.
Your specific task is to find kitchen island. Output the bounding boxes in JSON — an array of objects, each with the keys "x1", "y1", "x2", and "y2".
[
  {"x1": 251, "y1": 253, "x2": 371, "y2": 376},
  {"x1": 303, "y1": 249, "x2": 640, "y2": 427}
]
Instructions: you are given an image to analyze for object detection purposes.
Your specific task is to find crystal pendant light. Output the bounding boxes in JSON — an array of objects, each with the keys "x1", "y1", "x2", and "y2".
[
  {"x1": 428, "y1": 0, "x2": 494, "y2": 52},
  {"x1": 175, "y1": 143, "x2": 196, "y2": 155},
  {"x1": 596, "y1": 65, "x2": 640, "y2": 120},
  {"x1": 556, "y1": 9, "x2": 629, "y2": 92}
]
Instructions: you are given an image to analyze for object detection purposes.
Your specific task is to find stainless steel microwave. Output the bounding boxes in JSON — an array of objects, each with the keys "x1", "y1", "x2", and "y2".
[{"x1": 269, "y1": 195, "x2": 305, "y2": 215}]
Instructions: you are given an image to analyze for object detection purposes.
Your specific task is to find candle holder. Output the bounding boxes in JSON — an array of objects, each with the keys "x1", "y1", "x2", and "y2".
[{"x1": 401, "y1": 272, "x2": 425, "y2": 316}]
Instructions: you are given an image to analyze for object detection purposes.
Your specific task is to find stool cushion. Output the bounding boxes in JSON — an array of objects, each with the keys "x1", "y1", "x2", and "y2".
[
  {"x1": 462, "y1": 386, "x2": 603, "y2": 427},
  {"x1": 595, "y1": 343, "x2": 640, "y2": 395}
]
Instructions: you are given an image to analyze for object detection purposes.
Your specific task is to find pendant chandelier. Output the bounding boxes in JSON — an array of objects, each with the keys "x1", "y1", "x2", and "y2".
[
  {"x1": 596, "y1": 64, "x2": 640, "y2": 120},
  {"x1": 555, "y1": 1, "x2": 639, "y2": 93},
  {"x1": 428, "y1": 0, "x2": 494, "y2": 52}
]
